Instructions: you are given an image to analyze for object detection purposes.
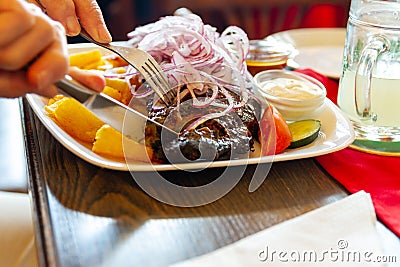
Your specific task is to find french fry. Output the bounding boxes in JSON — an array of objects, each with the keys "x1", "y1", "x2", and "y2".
[
  {"x1": 102, "y1": 86, "x2": 122, "y2": 102},
  {"x1": 105, "y1": 78, "x2": 132, "y2": 105},
  {"x1": 93, "y1": 124, "x2": 152, "y2": 162},
  {"x1": 69, "y1": 49, "x2": 104, "y2": 69},
  {"x1": 45, "y1": 95, "x2": 152, "y2": 161},
  {"x1": 103, "y1": 56, "x2": 128, "y2": 68},
  {"x1": 47, "y1": 94, "x2": 65, "y2": 106},
  {"x1": 45, "y1": 96, "x2": 104, "y2": 143},
  {"x1": 48, "y1": 47, "x2": 155, "y2": 162}
]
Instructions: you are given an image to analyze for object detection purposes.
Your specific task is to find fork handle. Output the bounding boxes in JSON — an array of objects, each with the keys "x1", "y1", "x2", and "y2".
[{"x1": 79, "y1": 28, "x2": 104, "y2": 45}]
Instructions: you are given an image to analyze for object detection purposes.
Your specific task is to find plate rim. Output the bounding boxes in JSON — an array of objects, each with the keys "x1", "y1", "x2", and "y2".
[{"x1": 266, "y1": 27, "x2": 347, "y2": 79}]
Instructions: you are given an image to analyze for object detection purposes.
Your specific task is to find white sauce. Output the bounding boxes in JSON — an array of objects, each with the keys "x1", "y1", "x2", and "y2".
[{"x1": 259, "y1": 78, "x2": 323, "y2": 100}]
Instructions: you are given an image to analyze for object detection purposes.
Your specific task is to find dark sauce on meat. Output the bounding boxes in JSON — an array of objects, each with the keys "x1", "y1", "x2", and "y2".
[{"x1": 145, "y1": 84, "x2": 261, "y2": 164}]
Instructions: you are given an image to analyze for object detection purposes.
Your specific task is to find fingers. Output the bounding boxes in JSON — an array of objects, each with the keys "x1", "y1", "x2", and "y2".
[
  {"x1": 0, "y1": 0, "x2": 68, "y2": 98},
  {"x1": 0, "y1": 6, "x2": 64, "y2": 71},
  {"x1": 0, "y1": 70, "x2": 58, "y2": 98},
  {"x1": 0, "y1": 70, "x2": 35, "y2": 98},
  {"x1": 68, "y1": 66, "x2": 106, "y2": 92},
  {"x1": 0, "y1": 0, "x2": 110, "y2": 98},
  {"x1": 74, "y1": 0, "x2": 112, "y2": 43},
  {"x1": 38, "y1": 0, "x2": 112, "y2": 43},
  {"x1": 37, "y1": 0, "x2": 81, "y2": 36},
  {"x1": 0, "y1": 0, "x2": 34, "y2": 46},
  {"x1": 26, "y1": 21, "x2": 69, "y2": 90}
]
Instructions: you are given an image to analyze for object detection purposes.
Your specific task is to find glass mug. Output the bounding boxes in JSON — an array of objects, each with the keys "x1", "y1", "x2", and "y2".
[{"x1": 338, "y1": 0, "x2": 400, "y2": 154}]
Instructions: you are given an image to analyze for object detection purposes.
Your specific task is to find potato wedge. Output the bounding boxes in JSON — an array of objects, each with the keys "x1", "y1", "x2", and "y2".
[
  {"x1": 105, "y1": 78, "x2": 132, "y2": 105},
  {"x1": 103, "y1": 56, "x2": 128, "y2": 68},
  {"x1": 45, "y1": 96, "x2": 104, "y2": 143},
  {"x1": 102, "y1": 86, "x2": 122, "y2": 102},
  {"x1": 69, "y1": 49, "x2": 104, "y2": 69},
  {"x1": 45, "y1": 95, "x2": 152, "y2": 162},
  {"x1": 93, "y1": 125, "x2": 152, "y2": 162}
]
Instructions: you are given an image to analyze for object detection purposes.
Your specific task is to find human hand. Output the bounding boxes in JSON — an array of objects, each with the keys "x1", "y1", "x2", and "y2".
[
  {"x1": 68, "y1": 66, "x2": 105, "y2": 92},
  {"x1": 29, "y1": 0, "x2": 112, "y2": 43},
  {"x1": 0, "y1": 0, "x2": 69, "y2": 97}
]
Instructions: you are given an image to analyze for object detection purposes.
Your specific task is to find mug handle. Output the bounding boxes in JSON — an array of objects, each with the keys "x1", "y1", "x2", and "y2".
[{"x1": 355, "y1": 35, "x2": 390, "y2": 123}]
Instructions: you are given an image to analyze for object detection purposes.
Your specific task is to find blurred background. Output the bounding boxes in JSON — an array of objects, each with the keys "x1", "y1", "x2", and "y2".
[
  {"x1": 2, "y1": 0, "x2": 351, "y2": 193},
  {"x1": 80, "y1": 0, "x2": 351, "y2": 42}
]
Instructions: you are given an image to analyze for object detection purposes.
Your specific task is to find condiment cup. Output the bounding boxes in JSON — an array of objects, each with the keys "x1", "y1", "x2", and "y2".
[
  {"x1": 253, "y1": 70, "x2": 326, "y2": 121},
  {"x1": 246, "y1": 40, "x2": 292, "y2": 76}
]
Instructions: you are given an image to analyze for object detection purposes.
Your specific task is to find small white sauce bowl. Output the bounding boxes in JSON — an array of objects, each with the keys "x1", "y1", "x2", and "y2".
[{"x1": 253, "y1": 70, "x2": 327, "y2": 121}]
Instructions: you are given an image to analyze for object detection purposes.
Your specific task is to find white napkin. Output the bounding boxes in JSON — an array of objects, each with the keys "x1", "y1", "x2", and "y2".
[
  {"x1": 171, "y1": 191, "x2": 394, "y2": 267},
  {"x1": 0, "y1": 191, "x2": 38, "y2": 267}
]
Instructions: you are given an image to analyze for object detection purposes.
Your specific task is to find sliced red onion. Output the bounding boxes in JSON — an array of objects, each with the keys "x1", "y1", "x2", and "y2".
[
  {"x1": 186, "y1": 86, "x2": 235, "y2": 130},
  {"x1": 126, "y1": 13, "x2": 249, "y2": 82},
  {"x1": 124, "y1": 13, "x2": 256, "y2": 129}
]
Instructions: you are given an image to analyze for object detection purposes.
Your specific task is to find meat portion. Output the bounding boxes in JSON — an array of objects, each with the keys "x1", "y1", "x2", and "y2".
[
  {"x1": 164, "y1": 120, "x2": 233, "y2": 162},
  {"x1": 145, "y1": 85, "x2": 261, "y2": 164}
]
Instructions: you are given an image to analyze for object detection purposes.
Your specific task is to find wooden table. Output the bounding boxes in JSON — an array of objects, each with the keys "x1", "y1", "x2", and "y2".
[{"x1": 22, "y1": 98, "x2": 349, "y2": 267}]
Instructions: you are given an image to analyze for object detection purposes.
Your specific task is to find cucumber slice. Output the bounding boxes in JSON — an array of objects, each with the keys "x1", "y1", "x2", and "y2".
[{"x1": 288, "y1": 120, "x2": 321, "y2": 149}]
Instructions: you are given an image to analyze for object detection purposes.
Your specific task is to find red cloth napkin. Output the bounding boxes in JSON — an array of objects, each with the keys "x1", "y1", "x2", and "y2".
[{"x1": 296, "y1": 69, "x2": 400, "y2": 237}]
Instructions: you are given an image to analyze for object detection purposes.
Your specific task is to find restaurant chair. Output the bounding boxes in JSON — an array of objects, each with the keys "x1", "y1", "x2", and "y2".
[{"x1": 162, "y1": 0, "x2": 350, "y2": 39}]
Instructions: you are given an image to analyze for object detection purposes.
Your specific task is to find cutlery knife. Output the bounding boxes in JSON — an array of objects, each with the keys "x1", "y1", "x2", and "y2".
[{"x1": 55, "y1": 76, "x2": 179, "y2": 143}]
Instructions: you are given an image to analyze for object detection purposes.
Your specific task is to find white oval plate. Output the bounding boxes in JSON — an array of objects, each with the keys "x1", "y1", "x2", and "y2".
[
  {"x1": 26, "y1": 43, "x2": 354, "y2": 171},
  {"x1": 267, "y1": 28, "x2": 347, "y2": 79},
  {"x1": 27, "y1": 96, "x2": 354, "y2": 171}
]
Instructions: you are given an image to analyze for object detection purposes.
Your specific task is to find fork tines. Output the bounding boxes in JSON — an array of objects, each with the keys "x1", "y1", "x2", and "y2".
[{"x1": 142, "y1": 59, "x2": 174, "y2": 105}]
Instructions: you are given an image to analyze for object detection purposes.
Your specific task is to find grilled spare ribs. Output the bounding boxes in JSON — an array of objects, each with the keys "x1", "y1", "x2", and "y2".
[{"x1": 145, "y1": 83, "x2": 261, "y2": 164}]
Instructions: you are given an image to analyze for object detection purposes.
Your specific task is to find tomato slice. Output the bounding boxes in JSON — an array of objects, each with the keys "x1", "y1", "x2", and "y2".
[{"x1": 258, "y1": 104, "x2": 292, "y2": 155}]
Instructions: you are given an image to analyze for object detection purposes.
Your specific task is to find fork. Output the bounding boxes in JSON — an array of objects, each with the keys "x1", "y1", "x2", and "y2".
[{"x1": 79, "y1": 29, "x2": 173, "y2": 105}]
